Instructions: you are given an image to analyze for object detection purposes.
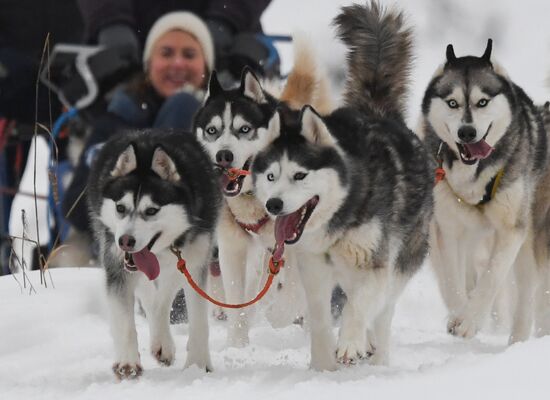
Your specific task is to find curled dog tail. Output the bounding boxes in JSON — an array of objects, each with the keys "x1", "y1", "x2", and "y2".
[
  {"x1": 334, "y1": 0, "x2": 413, "y2": 118},
  {"x1": 279, "y1": 33, "x2": 333, "y2": 115}
]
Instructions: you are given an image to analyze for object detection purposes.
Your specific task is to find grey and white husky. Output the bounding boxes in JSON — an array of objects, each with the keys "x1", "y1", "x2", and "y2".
[
  {"x1": 420, "y1": 40, "x2": 549, "y2": 342},
  {"x1": 533, "y1": 102, "x2": 550, "y2": 337},
  {"x1": 251, "y1": 1, "x2": 433, "y2": 370},
  {"x1": 193, "y1": 37, "x2": 331, "y2": 347},
  {"x1": 87, "y1": 129, "x2": 221, "y2": 379}
]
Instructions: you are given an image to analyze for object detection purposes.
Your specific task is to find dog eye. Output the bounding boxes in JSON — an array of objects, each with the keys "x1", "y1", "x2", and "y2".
[
  {"x1": 239, "y1": 125, "x2": 251, "y2": 134},
  {"x1": 446, "y1": 99, "x2": 459, "y2": 109},
  {"x1": 145, "y1": 207, "x2": 159, "y2": 216},
  {"x1": 267, "y1": 173, "x2": 275, "y2": 181},
  {"x1": 205, "y1": 126, "x2": 217, "y2": 135},
  {"x1": 477, "y1": 98, "x2": 490, "y2": 107},
  {"x1": 294, "y1": 172, "x2": 308, "y2": 181},
  {"x1": 116, "y1": 204, "x2": 126, "y2": 214}
]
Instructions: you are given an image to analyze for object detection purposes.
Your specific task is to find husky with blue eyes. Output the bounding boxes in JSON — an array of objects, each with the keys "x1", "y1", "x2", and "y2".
[
  {"x1": 420, "y1": 40, "x2": 550, "y2": 343},
  {"x1": 252, "y1": 2, "x2": 433, "y2": 370},
  {"x1": 192, "y1": 36, "x2": 332, "y2": 347},
  {"x1": 87, "y1": 129, "x2": 221, "y2": 379}
]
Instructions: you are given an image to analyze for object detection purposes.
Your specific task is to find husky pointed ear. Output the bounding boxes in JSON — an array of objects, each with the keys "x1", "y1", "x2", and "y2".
[
  {"x1": 241, "y1": 67, "x2": 267, "y2": 103},
  {"x1": 205, "y1": 70, "x2": 223, "y2": 102},
  {"x1": 111, "y1": 144, "x2": 137, "y2": 177},
  {"x1": 446, "y1": 44, "x2": 457, "y2": 64},
  {"x1": 300, "y1": 105, "x2": 335, "y2": 147},
  {"x1": 264, "y1": 110, "x2": 281, "y2": 145},
  {"x1": 481, "y1": 38, "x2": 493, "y2": 63},
  {"x1": 151, "y1": 147, "x2": 181, "y2": 182}
]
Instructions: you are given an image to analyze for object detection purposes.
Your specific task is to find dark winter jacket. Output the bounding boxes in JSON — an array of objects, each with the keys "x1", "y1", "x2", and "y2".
[
  {"x1": 0, "y1": 0, "x2": 83, "y2": 122},
  {"x1": 77, "y1": 0, "x2": 271, "y2": 45},
  {"x1": 62, "y1": 74, "x2": 203, "y2": 232}
]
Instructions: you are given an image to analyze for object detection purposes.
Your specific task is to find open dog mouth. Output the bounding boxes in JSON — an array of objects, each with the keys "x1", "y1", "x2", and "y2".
[
  {"x1": 456, "y1": 124, "x2": 494, "y2": 165},
  {"x1": 123, "y1": 232, "x2": 162, "y2": 281},
  {"x1": 217, "y1": 158, "x2": 252, "y2": 197},
  {"x1": 273, "y1": 196, "x2": 319, "y2": 260}
]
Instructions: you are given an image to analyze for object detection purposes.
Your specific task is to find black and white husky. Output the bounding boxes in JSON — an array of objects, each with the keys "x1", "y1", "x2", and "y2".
[
  {"x1": 193, "y1": 37, "x2": 331, "y2": 347},
  {"x1": 87, "y1": 129, "x2": 221, "y2": 379},
  {"x1": 252, "y1": 2, "x2": 433, "y2": 370},
  {"x1": 420, "y1": 40, "x2": 549, "y2": 342}
]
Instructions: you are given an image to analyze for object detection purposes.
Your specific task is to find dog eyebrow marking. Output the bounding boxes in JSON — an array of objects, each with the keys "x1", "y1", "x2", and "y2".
[
  {"x1": 210, "y1": 115, "x2": 222, "y2": 129},
  {"x1": 134, "y1": 185, "x2": 142, "y2": 208},
  {"x1": 232, "y1": 114, "x2": 257, "y2": 139},
  {"x1": 223, "y1": 103, "x2": 232, "y2": 135}
]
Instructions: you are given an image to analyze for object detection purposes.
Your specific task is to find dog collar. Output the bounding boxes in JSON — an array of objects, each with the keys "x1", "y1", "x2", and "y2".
[
  {"x1": 434, "y1": 142, "x2": 504, "y2": 207},
  {"x1": 476, "y1": 169, "x2": 505, "y2": 206},
  {"x1": 236, "y1": 214, "x2": 270, "y2": 235},
  {"x1": 445, "y1": 169, "x2": 504, "y2": 208}
]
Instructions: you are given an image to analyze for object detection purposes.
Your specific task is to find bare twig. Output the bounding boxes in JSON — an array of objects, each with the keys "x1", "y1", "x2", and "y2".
[
  {"x1": 34, "y1": 33, "x2": 52, "y2": 286},
  {"x1": 9, "y1": 225, "x2": 38, "y2": 295}
]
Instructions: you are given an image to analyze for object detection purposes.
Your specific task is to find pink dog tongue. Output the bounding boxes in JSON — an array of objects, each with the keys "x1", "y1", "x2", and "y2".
[
  {"x1": 275, "y1": 213, "x2": 300, "y2": 243},
  {"x1": 132, "y1": 247, "x2": 160, "y2": 281},
  {"x1": 273, "y1": 211, "x2": 302, "y2": 260},
  {"x1": 464, "y1": 139, "x2": 494, "y2": 159}
]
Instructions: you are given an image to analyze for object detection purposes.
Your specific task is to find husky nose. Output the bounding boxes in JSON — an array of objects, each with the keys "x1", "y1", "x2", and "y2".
[
  {"x1": 458, "y1": 126, "x2": 477, "y2": 143},
  {"x1": 266, "y1": 198, "x2": 283, "y2": 215},
  {"x1": 119, "y1": 235, "x2": 136, "y2": 251},
  {"x1": 216, "y1": 150, "x2": 234, "y2": 166}
]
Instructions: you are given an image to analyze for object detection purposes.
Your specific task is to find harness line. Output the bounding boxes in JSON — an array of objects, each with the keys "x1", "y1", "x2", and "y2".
[{"x1": 170, "y1": 245, "x2": 284, "y2": 309}]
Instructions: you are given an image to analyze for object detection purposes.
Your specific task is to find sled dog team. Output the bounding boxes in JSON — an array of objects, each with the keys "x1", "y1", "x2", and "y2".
[{"x1": 87, "y1": 1, "x2": 550, "y2": 379}]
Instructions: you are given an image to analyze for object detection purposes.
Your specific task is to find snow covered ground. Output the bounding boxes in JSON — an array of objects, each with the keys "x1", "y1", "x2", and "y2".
[
  {"x1": 2, "y1": 0, "x2": 550, "y2": 399},
  {"x1": 2, "y1": 266, "x2": 550, "y2": 400}
]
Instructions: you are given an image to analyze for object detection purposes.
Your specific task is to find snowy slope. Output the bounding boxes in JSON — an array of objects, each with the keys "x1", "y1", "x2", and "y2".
[{"x1": 2, "y1": 0, "x2": 550, "y2": 399}]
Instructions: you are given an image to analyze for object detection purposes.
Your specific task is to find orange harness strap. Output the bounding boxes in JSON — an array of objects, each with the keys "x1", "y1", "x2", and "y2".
[
  {"x1": 225, "y1": 167, "x2": 251, "y2": 181},
  {"x1": 435, "y1": 166, "x2": 446, "y2": 184},
  {"x1": 170, "y1": 246, "x2": 284, "y2": 309},
  {"x1": 434, "y1": 142, "x2": 446, "y2": 185}
]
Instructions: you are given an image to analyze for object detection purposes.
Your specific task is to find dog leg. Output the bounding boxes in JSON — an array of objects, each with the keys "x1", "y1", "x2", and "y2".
[
  {"x1": 336, "y1": 292, "x2": 369, "y2": 365},
  {"x1": 298, "y1": 252, "x2": 336, "y2": 371},
  {"x1": 136, "y1": 263, "x2": 178, "y2": 367},
  {"x1": 509, "y1": 239, "x2": 536, "y2": 343},
  {"x1": 181, "y1": 235, "x2": 213, "y2": 371},
  {"x1": 218, "y1": 228, "x2": 250, "y2": 347},
  {"x1": 429, "y1": 220, "x2": 468, "y2": 319},
  {"x1": 370, "y1": 275, "x2": 408, "y2": 366},
  {"x1": 107, "y1": 282, "x2": 142, "y2": 379},
  {"x1": 184, "y1": 282, "x2": 213, "y2": 371},
  {"x1": 449, "y1": 227, "x2": 525, "y2": 339},
  {"x1": 208, "y1": 267, "x2": 227, "y2": 321},
  {"x1": 369, "y1": 303, "x2": 395, "y2": 366},
  {"x1": 336, "y1": 267, "x2": 390, "y2": 366},
  {"x1": 535, "y1": 263, "x2": 550, "y2": 337}
]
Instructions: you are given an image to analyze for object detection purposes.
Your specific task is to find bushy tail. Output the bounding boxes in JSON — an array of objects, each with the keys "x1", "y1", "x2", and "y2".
[
  {"x1": 279, "y1": 33, "x2": 333, "y2": 114},
  {"x1": 334, "y1": 0, "x2": 413, "y2": 118}
]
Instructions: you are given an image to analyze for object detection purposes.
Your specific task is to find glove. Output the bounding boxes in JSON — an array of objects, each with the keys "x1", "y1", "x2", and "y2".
[
  {"x1": 224, "y1": 33, "x2": 280, "y2": 81},
  {"x1": 206, "y1": 19, "x2": 236, "y2": 59},
  {"x1": 98, "y1": 24, "x2": 140, "y2": 64}
]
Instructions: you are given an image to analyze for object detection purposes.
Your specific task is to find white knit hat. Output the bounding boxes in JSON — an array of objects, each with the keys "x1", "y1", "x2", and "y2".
[{"x1": 142, "y1": 12, "x2": 214, "y2": 72}]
